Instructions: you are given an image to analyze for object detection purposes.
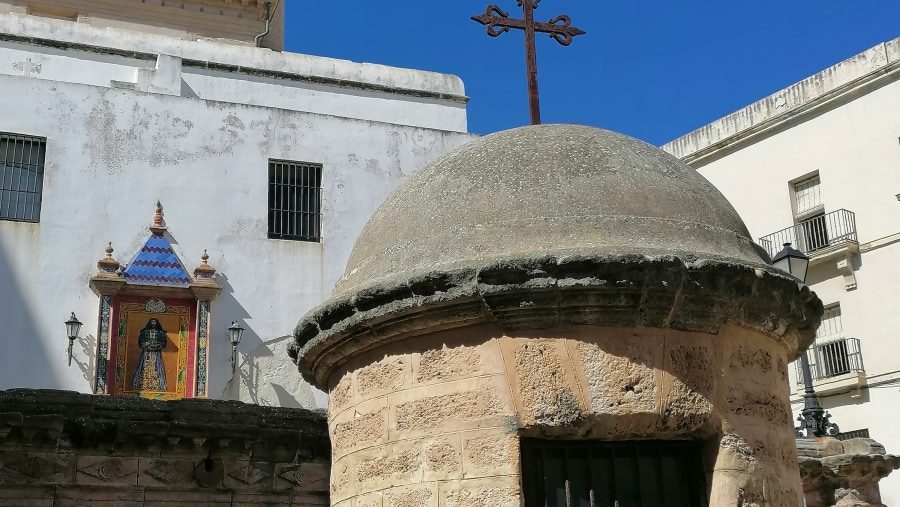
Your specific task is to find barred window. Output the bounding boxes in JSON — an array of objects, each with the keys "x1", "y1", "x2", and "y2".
[
  {"x1": 521, "y1": 439, "x2": 707, "y2": 507},
  {"x1": 268, "y1": 160, "x2": 322, "y2": 241},
  {"x1": 0, "y1": 132, "x2": 46, "y2": 223},
  {"x1": 794, "y1": 175, "x2": 823, "y2": 218},
  {"x1": 816, "y1": 304, "x2": 843, "y2": 340}
]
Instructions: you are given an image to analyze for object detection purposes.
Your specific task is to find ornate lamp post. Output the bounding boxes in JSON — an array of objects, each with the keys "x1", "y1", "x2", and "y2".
[
  {"x1": 773, "y1": 243, "x2": 839, "y2": 438},
  {"x1": 64, "y1": 312, "x2": 82, "y2": 367},
  {"x1": 228, "y1": 321, "x2": 245, "y2": 373}
]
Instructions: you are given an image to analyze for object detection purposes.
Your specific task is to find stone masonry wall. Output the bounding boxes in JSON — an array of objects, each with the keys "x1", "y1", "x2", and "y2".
[
  {"x1": 0, "y1": 389, "x2": 330, "y2": 506},
  {"x1": 326, "y1": 323, "x2": 802, "y2": 507}
]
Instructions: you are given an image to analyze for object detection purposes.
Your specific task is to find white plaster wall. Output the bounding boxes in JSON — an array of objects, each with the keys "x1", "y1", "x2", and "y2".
[
  {"x1": 0, "y1": 41, "x2": 475, "y2": 409},
  {"x1": 678, "y1": 71, "x2": 900, "y2": 504},
  {"x1": 0, "y1": 13, "x2": 469, "y2": 132}
]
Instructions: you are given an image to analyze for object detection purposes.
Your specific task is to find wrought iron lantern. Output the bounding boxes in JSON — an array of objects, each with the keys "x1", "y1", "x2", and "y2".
[
  {"x1": 776, "y1": 245, "x2": 841, "y2": 438},
  {"x1": 772, "y1": 242, "x2": 810, "y2": 284},
  {"x1": 65, "y1": 312, "x2": 82, "y2": 366},
  {"x1": 228, "y1": 321, "x2": 245, "y2": 373}
]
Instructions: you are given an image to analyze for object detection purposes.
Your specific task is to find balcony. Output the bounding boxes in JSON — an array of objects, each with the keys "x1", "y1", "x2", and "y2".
[
  {"x1": 759, "y1": 209, "x2": 859, "y2": 290},
  {"x1": 795, "y1": 337, "x2": 866, "y2": 396},
  {"x1": 759, "y1": 209, "x2": 858, "y2": 259}
]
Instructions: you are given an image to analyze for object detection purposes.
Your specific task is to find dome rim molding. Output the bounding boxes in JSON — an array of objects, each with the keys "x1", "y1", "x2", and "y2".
[{"x1": 290, "y1": 254, "x2": 822, "y2": 389}]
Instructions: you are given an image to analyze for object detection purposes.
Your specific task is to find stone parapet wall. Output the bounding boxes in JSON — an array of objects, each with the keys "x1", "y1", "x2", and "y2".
[{"x1": 0, "y1": 389, "x2": 330, "y2": 506}]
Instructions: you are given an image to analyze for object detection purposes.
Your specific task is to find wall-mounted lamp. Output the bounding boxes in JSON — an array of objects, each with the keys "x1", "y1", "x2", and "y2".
[
  {"x1": 228, "y1": 321, "x2": 245, "y2": 373},
  {"x1": 65, "y1": 312, "x2": 82, "y2": 366}
]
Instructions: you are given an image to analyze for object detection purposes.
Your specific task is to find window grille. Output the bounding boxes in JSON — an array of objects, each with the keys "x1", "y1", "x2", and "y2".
[
  {"x1": 521, "y1": 439, "x2": 707, "y2": 507},
  {"x1": 267, "y1": 160, "x2": 322, "y2": 241},
  {"x1": 816, "y1": 305, "x2": 843, "y2": 340},
  {"x1": 0, "y1": 132, "x2": 46, "y2": 223},
  {"x1": 794, "y1": 175, "x2": 822, "y2": 217},
  {"x1": 836, "y1": 428, "x2": 870, "y2": 441}
]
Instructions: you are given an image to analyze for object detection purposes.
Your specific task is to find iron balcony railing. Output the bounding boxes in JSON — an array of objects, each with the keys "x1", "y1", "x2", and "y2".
[
  {"x1": 795, "y1": 337, "x2": 865, "y2": 382},
  {"x1": 758, "y1": 209, "x2": 857, "y2": 259}
]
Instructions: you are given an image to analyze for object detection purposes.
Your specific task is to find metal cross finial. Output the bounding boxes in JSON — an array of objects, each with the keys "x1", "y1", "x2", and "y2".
[{"x1": 472, "y1": 0, "x2": 586, "y2": 125}]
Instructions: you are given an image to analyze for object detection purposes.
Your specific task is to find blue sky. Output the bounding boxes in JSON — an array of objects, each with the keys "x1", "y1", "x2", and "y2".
[{"x1": 283, "y1": 1, "x2": 900, "y2": 146}]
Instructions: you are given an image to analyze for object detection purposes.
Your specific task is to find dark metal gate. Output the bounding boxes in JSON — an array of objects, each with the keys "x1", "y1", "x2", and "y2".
[{"x1": 521, "y1": 439, "x2": 707, "y2": 507}]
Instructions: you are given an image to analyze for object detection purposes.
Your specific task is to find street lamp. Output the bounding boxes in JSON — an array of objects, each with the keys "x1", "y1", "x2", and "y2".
[
  {"x1": 64, "y1": 312, "x2": 82, "y2": 366},
  {"x1": 228, "y1": 321, "x2": 245, "y2": 373},
  {"x1": 773, "y1": 243, "x2": 840, "y2": 438}
]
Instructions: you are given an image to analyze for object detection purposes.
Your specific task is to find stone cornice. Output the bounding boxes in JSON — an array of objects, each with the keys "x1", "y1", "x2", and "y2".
[{"x1": 291, "y1": 255, "x2": 823, "y2": 389}]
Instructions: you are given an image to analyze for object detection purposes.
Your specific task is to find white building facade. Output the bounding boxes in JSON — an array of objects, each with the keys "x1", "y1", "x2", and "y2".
[
  {"x1": 664, "y1": 36, "x2": 900, "y2": 503},
  {"x1": 0, "y1": 1, "x2": 474, "y2": 408}
]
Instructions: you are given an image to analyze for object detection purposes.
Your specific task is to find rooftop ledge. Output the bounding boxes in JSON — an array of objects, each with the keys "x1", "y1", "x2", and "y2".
[
  {"x1": 662, "y1": 36, "x2": 900, "y2": 164},
  {"x1": 0, "y1": 12, "x2": 468, "y2": 101}
]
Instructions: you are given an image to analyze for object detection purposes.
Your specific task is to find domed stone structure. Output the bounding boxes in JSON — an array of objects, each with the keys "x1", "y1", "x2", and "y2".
[{"x1": 291, "y1": 125, "x2": 822, "y2": 507}]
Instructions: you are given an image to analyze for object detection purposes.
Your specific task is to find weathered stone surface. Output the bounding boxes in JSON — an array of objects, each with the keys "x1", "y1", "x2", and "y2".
[
  {"x1": 357, "y1": 357, "x2": 408, "y2": 398},
  {"x1": 394, "y1": 388, "x2": 502, "y2": 432},
  {"x1": 332, "y1": 410, "x2": 386, "y2": 453},
  {"x1": 513, "y1": 342, "x2": 581, "y2": 426},
  {"x1": 0, "y1": 389, "x2": 331, "y2": 506},
  {"x1": 384, "y1": 485, "x2": 436, "y2": 507},
  {"x1": 417, "y1": 345, "x2": 481, "y2": 383},
  {"x1": 462, "y1": 433, "x2": 517, "y2": 478},
  {"x1": 800, "y1": 448, "x2": 900, "y2": 507},
  {"x1": 578, "y1": 339, "x2": 657, "y2": 417}
]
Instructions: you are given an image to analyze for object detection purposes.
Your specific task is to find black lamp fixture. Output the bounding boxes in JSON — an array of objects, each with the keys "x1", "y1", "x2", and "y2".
[
  {"x1": 772, "y1": 242, "x2": 810, "y2": 284},
  {"x1": 228, "y1": 321, "x2": 245, "y2": 373},
  {"x1": 773, "y1": 244, "x2": 841, "y2": 438},
  {"x1": 64, "y1": 312, "x2": 82, "y2": 367}
]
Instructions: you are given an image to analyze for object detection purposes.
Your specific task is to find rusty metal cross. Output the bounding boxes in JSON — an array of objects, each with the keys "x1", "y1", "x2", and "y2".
[{"x1": 472, "y1": 0, "x2": 586, "y2": 125}]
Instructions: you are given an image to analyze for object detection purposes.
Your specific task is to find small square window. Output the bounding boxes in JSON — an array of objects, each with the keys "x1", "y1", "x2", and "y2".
[
  {"x1": 0, "y1": 132, "x2": 46, "y2": 223},
  {"x1": 267, "y1": 159, "x2": 322, "y2": 242}
]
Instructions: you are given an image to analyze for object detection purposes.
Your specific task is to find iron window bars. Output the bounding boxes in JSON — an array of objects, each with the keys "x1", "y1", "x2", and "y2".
[
  {"x1": 268, "y1": 159, "x2": 322, "y2": 242},
  {"x1": 521, "y1": 439, "x2": 708, "y2": 507},
  {"x1": 0, "y1": 132, "x2": 46, "y2": 223}
]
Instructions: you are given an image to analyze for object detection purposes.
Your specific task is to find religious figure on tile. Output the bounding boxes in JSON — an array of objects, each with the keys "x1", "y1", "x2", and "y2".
[{"x1": 132, "y1": 318, "x2": 168, "y2": 391}]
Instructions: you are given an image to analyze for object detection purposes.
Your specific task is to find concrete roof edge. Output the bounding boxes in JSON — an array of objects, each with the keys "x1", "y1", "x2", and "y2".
[
  {"x1": 661, "y1": 36, "x2": 900, "y2": 163},
  {"x1": 0, "y1": 12, "x2": 468, "y2": 99}
]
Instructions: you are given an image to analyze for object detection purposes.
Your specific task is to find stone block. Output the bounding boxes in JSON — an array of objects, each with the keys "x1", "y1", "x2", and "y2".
[
  {"x1": 438, "y1": 477, "x2": 520, "y2": 507},
  {"x1": 54, "y1": 485, "x2": 145, "y2": 505},
  {"x1": 143, "y1": 489, "x2": 232, "y2": 505},
  {"x1": 356, "y1": 490, "x2": 384, "y2": 507},
  {"x1": 331, "y1": 401, "x2": 388, "y2": 457},
  {"x1": 0, "y1": 485, "x2": 54, "y2": 507},
  {"x1": 355, "y1": 441, "x2": 424, "y2": 488},
  {"x1": 388, "y1": 376, "x2": 511, "y2": 441},
  {"x1": 841, "y1": 438, "x2": 886, "y2": 456},
  {"x1": 422, "y1": 434, "x2": 462, "y2": 481},
  {"x1": 0, "y1": 452, "x2": 74, "y2": 485},
  {"x1": 510, "y1": 340, "x2": 584, "y2": 426},
  {"x1": 384, "y1": 483, "x2": 438, "y2": 507},
  {"x1": 356, "y1": 355, "x2": 411, "y2": 401},
  {"x1": 329, "y1": 374, "x2": 353, "y2": 414},
  {"x1": 137, "y1": 457, "x2": 198, "y2": 489},
  {"x1": 274, "y1": 462, "x2": 329, "y2": 493},
  {"x1": 416, "y1": 344, "x2": 483, "y2": 384},
  {"x1": 575, "y1": 336, "x2": 659, "y2": 421},
  {"x1": 231, "y1": 492, "x2": 291, "y2": 506},
  {"x1": 291, "y1": 492, "x2": 330, "y2": 507},
  {"x1": 461, "y1": 429, "x2": 518, "y2": 479},
  {"x1": 223, "y1": 460, "x2": 273, "y2": 490},
  {"x1": 75, "y1": 456, "x2": 138, "y2": 486}
]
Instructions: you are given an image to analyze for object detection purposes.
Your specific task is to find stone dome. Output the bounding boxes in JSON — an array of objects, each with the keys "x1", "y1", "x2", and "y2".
[
  {"x1": 333, "y1": 124, "x2": 767, "y2": 298},
  {"x1": 291, "y1": 124, "x2": 821, "y2": 388}
]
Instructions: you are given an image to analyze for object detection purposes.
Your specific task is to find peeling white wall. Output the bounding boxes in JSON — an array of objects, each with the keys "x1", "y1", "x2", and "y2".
[{"x1": 0, "y1": 16, "x2": 476, "y2": 409}]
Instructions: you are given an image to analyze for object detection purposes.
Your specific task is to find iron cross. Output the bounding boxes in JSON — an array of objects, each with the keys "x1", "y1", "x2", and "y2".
[{"x1": 472, "y1": 0, "x2": 586, "y2": 125}]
